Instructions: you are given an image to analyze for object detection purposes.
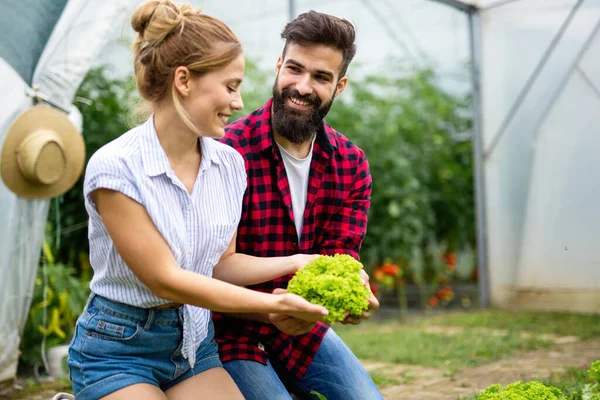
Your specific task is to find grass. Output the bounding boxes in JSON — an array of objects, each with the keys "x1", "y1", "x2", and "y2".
[
  {"x1": 336, "y1": 308, "x2": 600, "y2": 377},
  {"x1": 335, "y1": 308, "x2": 600, "y2": 397},
  {"x1": 425, "y1": 309, "x2": 600, "y2": 339},
  {"x1": 369, "y1": 367, "x2": 415, "y2": 388},
  {"x1": 10, "y1": 378, "x2": 71, "y2": 400},
  {"x1": 455, "y1": 367, "x2": 594, "y2": 399},
  {"x1": 336, "y1": 321, "x2": 552, "y2": 374},
  {"x1": 10, "y1": 309, "x2": 600, "y2": 398},
  {"x1": 540, "y1": 367, "x2": 592, "y2": 398}
]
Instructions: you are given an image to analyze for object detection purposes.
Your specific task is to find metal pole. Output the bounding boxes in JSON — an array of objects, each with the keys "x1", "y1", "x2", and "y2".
[
  {"x1": 288, "y1": 0, "x2": 296, "y2": 21},
  {"x1": 468, "y1": 11, "x2": 489, "y2": 309},
  {"x1": 427, "y1": 0, "x2": 477, "y2": 13}
]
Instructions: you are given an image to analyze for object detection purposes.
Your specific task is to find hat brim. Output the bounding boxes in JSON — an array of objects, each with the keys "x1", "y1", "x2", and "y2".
[{"x1": 1, "y1": 106, "x2": 86, "y2": 199}]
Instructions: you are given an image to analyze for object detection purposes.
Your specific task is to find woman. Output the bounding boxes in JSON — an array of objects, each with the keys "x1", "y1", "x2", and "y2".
[{"x1": 67, "y1": 2, "x2": 328, "y2": 399}]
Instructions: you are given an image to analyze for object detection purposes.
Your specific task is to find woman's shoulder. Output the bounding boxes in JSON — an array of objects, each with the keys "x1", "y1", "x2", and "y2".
[{"x1": 88, "y1": 126, "x2": 144, "y2": 171}]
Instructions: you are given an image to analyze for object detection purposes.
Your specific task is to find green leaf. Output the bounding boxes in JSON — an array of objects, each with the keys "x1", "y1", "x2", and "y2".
[{"x1": 310, "y1": 390, "x2": 328, "y2": 400}]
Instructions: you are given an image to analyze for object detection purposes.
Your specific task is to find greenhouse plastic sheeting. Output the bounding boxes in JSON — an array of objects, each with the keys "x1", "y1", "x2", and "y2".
[
  {"x1": 472, "y1": 0, "x2": 600, "y2": 307},
  {"x1": 0, "y1": 0, "x2": 140, "y2": 386}
]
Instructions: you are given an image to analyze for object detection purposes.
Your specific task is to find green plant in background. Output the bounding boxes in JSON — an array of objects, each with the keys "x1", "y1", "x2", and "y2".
[
  {"x1": 582, "y1": 361, "x2": 600, "y2": 400},
  {"x1": 478, "y1": 381, "x2": 566, "y2": 399},
  {"x1": 232, "y1": 58, "x2": 272, "y2": 121},
  {"x1": 469, "y1": 360, "x2": 600, "y2": 400},
  {"x1": 49, "y1": 66, "x2": 137, "y2": 268},
  {"x1": 310, "y1": 390, "x2": 328, "y2": 400},
  {"x1": 19, "y1": 235, "x2": 90, "y2": 369},
  {"x1": 325, "y1": 64, "x2": 474, "y2": 277}
]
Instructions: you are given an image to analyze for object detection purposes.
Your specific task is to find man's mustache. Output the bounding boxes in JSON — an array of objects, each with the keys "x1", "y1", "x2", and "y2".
[{"x1": 282, "y1": 88, "x2": 321, "y2": 107}]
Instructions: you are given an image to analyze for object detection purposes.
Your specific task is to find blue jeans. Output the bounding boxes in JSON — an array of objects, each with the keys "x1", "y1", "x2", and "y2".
[
  {"x1": 223, "y1": 329, "x2": 383, "y2": 400},
  {"x1": 68, "y1": 294, "x2": 222, "y2": 400}
]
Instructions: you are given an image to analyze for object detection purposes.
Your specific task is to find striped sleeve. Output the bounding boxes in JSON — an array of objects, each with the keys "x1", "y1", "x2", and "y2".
[{"x1": 83, "y1": 150, "x2": 143, "y2": 210}]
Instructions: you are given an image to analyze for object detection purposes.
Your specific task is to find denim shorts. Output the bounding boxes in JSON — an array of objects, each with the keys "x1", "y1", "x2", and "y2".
[{"x1": 67, "y1": 294, "x2": 222, "y2": 400}]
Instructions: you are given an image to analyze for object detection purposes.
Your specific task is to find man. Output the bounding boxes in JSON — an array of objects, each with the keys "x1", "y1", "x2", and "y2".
[{"x1": 216, "y1": 10, "x2": 383, "y2": 400}]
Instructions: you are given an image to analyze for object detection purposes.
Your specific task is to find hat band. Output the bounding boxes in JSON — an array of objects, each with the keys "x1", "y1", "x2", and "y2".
[{"x1": 16, "y1": 130, "x2": 67, "y2": 185}]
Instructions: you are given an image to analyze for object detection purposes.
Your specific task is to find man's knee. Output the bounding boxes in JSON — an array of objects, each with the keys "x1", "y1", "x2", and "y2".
[{"x1": 223, "y1": 360, "x2": 293, "y2": 400}]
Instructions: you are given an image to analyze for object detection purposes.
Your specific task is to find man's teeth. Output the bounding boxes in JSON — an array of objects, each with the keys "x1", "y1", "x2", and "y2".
[
  {"x1": 290, "y1": 97, "x2": 310, "y2": 106},
  {"x1": 218, "y1": 114, "x2": 229, "y2": 123}
]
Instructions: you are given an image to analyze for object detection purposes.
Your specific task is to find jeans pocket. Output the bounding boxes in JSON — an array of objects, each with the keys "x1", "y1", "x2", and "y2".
[{"x1": 86, "y1": 312, "x2": 141, "y2": 342}]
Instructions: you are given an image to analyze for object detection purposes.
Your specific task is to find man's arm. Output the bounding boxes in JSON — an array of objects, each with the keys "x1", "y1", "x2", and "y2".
[
  {"x1": 320, "y1": 153, "x2": 372, "y2": 258},
  {"x1": 319, "y1": 153, "x2": 379, "y2": 324},
  {"x1": 224, "y1": 294, "x2": 317, "y2": 336}
]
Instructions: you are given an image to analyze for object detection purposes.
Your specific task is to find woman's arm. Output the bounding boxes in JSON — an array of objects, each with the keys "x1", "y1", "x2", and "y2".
[
  {"x1": 212, "y1": 235, "x2": 318, "y2": 286},
  {"x1": 94, "y1": 189, "x2": 328, "y2": 320}
]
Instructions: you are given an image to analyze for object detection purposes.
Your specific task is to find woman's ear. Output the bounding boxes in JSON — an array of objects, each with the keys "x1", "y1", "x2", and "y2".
[{"x1": 173, "y1": 66, "x2": 192, "y2": 97}]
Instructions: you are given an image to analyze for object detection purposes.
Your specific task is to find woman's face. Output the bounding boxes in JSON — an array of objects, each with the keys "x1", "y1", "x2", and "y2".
[{"x1": 181, "y1": 52, "x2": 245, "y2": 138}]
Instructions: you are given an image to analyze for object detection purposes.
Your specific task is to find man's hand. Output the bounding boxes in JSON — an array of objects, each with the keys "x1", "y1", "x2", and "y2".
[
  {"x1": 341, "y1": 269, "x2": 380, "y2": 325},
  {"x1": 268, "y1": 312, "x2": 316, "y2": 336},
  {"x1": 269, "y1": 288, "x2": 316, "y2": 335}
]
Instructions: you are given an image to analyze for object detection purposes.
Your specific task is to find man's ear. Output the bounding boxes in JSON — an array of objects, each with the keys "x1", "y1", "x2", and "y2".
[
  {"x1": 335, "y1": 76, "x2": 348, "y2": 97},
  {"x1": 275, "y1": 56, "x2": 283, "y2": 74},
  {"x1": 173, "y1": 66, "x2": 192, "y2": 97}
]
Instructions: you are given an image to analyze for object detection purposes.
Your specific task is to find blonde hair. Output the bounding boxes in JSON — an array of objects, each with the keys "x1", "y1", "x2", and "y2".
[{"x1": 131, "y1": 0, "x2": 242, "y2": 133}]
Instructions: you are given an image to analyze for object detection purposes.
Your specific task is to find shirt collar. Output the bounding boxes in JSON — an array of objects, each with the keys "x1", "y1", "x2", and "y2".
[
  {"x1": 140, "y1": 115, "x2": 171, "y2": 177},
  {"x1": 141, "y1": 115, "x2": 220, "y2": 177},
  {"x1": 256, "y1": 98, "x2": 338, "y2": 155},
  {"x1": 199, "y1": 136, "x2": 221, "y2": 173}
]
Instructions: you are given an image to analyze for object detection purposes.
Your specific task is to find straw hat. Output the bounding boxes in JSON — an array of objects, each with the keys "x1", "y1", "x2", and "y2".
[{"x1": 1, "y1": 106, "x2": 85, "y2": 199}]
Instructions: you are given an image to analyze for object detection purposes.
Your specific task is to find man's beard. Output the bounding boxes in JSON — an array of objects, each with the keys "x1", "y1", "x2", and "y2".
[{"x1": 271, "y1": 78, "x2": 335, "y2": 145}]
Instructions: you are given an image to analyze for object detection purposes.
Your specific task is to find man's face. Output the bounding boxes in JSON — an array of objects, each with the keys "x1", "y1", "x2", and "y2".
[{"x1": 272, "y1": 43, "x2": 348, "y2": 144}]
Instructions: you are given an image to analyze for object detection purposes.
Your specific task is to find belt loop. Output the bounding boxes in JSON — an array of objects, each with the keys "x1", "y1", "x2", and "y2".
[
  {"x1": 178, "y1": 306, "x2": 184, "y2": 324},
  {"x1": 86, "y1": 292, "x2": 97, "y2": 309},
  {"x1": 144, "y1": 309, "x2": 156, "y2": 330}
]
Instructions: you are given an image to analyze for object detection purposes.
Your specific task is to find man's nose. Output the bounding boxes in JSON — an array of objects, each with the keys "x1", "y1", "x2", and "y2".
[{"x1": 295, "y1": 75, "x2": 313, "y2": 96}]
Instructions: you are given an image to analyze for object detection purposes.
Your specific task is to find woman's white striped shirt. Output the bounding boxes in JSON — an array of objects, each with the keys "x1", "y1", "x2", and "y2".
[{"x1": 83, "y1": 116, "x2": 246, "y2": 367}]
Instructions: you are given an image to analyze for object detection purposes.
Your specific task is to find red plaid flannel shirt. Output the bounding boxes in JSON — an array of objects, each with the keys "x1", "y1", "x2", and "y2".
[{"x1": 214, "y1": 98, "x2": 372, "y2": 378}]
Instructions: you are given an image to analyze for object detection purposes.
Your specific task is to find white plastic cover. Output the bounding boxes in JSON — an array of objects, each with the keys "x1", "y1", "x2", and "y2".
[
  {"x1": 0, "y1": 0, "x2": 140, "y2": 385},
  {"x1": 475, "y1": 0, "x2": 600, "y2": 306}
]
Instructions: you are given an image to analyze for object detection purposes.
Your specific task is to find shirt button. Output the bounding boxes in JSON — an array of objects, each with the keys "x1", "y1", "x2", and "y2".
[
  {"x1": 292, "y1": 242, "x2": 298, "y2": 249},
  {"x1": 258, "y1": 343, "x2": 265, "y2": 351}
]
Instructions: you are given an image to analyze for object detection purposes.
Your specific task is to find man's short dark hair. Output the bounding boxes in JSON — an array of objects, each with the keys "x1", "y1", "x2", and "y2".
[{"x1": 281, "y1": 10, "x2": 357, "y2": 79}]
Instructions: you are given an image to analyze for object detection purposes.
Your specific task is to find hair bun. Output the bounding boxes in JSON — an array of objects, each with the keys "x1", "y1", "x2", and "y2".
[
  {"x1": 131, "y1": 0, "x2": 160, "y2": 36},
  {"x1": 131, "y1": 1, "x2": 199, "y2": 48}
]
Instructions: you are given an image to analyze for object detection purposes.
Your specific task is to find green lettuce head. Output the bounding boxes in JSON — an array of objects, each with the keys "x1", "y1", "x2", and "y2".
[
  {"x1": 287, "y1": 254, "x2": 370, "y2": 323},
  {"x1": 478, "y1": 381, "x2": 566, "y2": 400}
]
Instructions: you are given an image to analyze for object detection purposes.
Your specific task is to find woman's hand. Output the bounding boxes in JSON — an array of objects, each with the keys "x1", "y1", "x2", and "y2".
[
  {"x1": 290, "y1": 253, "x2": 321, "y2": 273},
  {"x1": 267, "y1": 288, "x2": 318, "y2": 335},
  {"x1": 270, "y1": 288, "x2": 328, "y2": 321}
]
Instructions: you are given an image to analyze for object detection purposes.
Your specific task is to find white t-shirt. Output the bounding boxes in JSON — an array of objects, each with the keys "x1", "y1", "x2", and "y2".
[{"x1": 276, "y1": 137, "x2": 316, "y2": 240}]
